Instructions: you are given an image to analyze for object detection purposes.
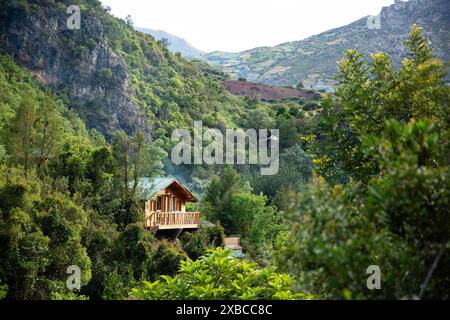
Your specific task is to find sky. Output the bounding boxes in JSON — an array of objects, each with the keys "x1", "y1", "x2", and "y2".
[{"x1": 100, "y1": 0, "x2": 396, "y2": 53}]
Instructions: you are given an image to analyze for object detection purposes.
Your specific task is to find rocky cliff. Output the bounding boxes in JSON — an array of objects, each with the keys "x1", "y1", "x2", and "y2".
[
  {"x1": 0, "y1": 1, "x2": 150, "y2": 139},
  {"x1": 0, "y1": 0, "x2": 253, "y2": 142}
]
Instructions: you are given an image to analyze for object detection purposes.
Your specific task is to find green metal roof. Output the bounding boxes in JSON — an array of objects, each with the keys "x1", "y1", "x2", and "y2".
[{"x1": 134, "y1": 177, "x2": 197, "y2": 202}]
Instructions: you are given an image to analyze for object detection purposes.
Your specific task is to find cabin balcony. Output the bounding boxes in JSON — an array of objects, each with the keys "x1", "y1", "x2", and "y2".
[{"x1": 145, "y1": 211, "x2": 201, "y2": 231}]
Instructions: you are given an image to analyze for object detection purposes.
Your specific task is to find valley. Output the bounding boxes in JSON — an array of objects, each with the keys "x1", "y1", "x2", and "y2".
[
  {"x1": 0, "y1": 0, "x2": 448, "y2": 302},
  {"x1": 204, "y1": 0, "x2": 450, "y2": 89}
]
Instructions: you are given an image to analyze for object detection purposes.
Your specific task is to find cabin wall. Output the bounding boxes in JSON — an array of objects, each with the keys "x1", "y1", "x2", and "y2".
[
  {"x1": 144, "y1": 186, "x2": 187, "y2": 215},
  {"x1": 142, "y1": 181, "x2": 200, "y2": 232}
]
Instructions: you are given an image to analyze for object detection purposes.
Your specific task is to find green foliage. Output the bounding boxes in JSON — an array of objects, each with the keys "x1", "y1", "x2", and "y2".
[
  {"x1": 0, "y1": 56, "x2": 74, "y2": 176},
  {"x1": 95, "y1": 68, "x2": 113, "y2": 85},
  {"x1": 49, "y1": 281, "x2": 89, "y2": 300},
  {"x1": 0, "y1": 165, "x2": 92, "y2": 299},
  {"x1": 0, "y1": 282, "x2": 8, "y2": 299},
  {"x1": 366, "y1": 120, "x2": 449, "y2": 247},
  {"x1": 311, "y1": 92, "x2": 322, "y2": 101},
  {"x1": 283, "y1": 27, "x2": 450, "y2": 299},
  {"x1": 146, "y1": 241, "x2": 187, "y2": 280},
  {"x1": 112, "y1": 130, "x2": 166, "y2": 199},
  {"x1": 50, "y1": 291, "x2": 89, "y2": 300},
  {"x1": 312, "y1": 25, "x2": 449, "y2": 183},
  {"x1": 230, "y1": 192, "x2": 282, "y2": 262},
  {"x1": 365, "y1": 119, "x2": 450, "y2": 298},
  {"x1": 283, "y1": 119, "x2": 450, "y2": 298},
  {"x1": 404, "y1": 24, "x2": 434, "y2": 65},
  {"x1": 252, "y1": 145, "x2": 313, "y2": 202},
  {"x1": 0, "y1": 51, "x2": 209, "y2": 300},
  {"x1": 113, "y1": 224, "x2": 152, "y2": 279},
  {"x1": 202, "y1": 166, "x2": 248, "y2": 232},
  {"x1": 132, "y1": 247, "x2": 312, "y2": 300},
  {"x1": 1, "y1": 1, "x2": 448, "y2": 301},
  {"x1": 239, "y1": 105, "x2": 276, "y2": 130},
  {"x1": 179, "y1": 224, "x2": 225, "y2": 260},
  {"x1": 101, "y1": 269, "x2": 136, "y2": 300},
  {"x1": 281, "y1": 177, "x2": 422, "y2": 299},
  {"x1": 274, "y1": 104, "x2": 307, "y2": 150},
  {"x1": 0, "y1": 144, "x2": 8, "y2": 163}
]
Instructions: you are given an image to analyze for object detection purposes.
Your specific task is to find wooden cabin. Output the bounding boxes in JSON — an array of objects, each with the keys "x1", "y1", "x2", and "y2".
[{"x1": 135, "y1": 177, "x2": 200, "y2": 234}]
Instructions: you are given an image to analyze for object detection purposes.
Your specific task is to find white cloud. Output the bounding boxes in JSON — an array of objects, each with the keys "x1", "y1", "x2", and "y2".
[{"x1": 100, "y1": 0, "x2": 395, "y2": 53}]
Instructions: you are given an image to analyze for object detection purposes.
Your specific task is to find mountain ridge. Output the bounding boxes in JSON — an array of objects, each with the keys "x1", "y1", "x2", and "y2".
[
  {"x1": 136, "y1": 27, "x2": 205, "y2": 59},
  {"x1": 205, "y1": 0, "x2": 450, "y2": 89},
  {"x1": 0, "y1": 0, "x2": 247, "y2": 141}
]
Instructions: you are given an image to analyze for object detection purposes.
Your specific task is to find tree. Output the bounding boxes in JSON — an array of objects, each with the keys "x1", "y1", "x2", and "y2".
[
  {"x1": 283, "y1": 119, "x2": 449, "y2": 299},
  {"x1": 179, "y1": 224, "x2": 225, "y2": 260},
  {"x1": 131, "y1": 131, "x2": 145, "y2": 195},
  {"x1": 146, "y1": 240, "x2": 186, "y2": 280},
  {"x1": 281, "y1": 177, "x2": 421, "y2": 299},
  {"x1": 88, "y1": 128, "x2": 106, "y2": 147},
  {"x1": 157, "y1": 38, "x2": 170, "y2": 49},
  {"x1": 37, "y1": 194, "x2": 92, "y2": 295},
  {"x1": 9, "y1": 93, "x2": 37, "y2": 175},
  {"x1": 112, "y1": 130, "x2": 132, "y2": 197},
  {"x1": 296, "y1": 81, "x2": 304, "y2": 90},
  {"x1": 113, "y1": 224, "x2": 152, "y2": 278},
  {"x1": 0, "y1": 166, "x2": 91, "y2": 299},
  {"x1": 282, "y1": 27, "x2": 450, "y2": 299},
  {"x1": 130, "y1": 131, "x2": 166, "y2": 195},
  {"x1": 113, "y1": 130, "x2": 166, "y2": 198},
  {"x1": 35, "y1": 92, "x2": 65, "y2": 173},
  {"x1": 312, "y1": 25, "x2": 449, "y2": 184},
  {"x1": 365, "y1": 119, "x2": 450, "y2": 299},
  {"x1": 0, "y1": 282, "x2": 7, "y2": 299},
  {"x1": 202, "y1": 166, "x2": 247, "y2": 233},
  {"x1": 240, "y1": 106, "x2": 276, "y2": 131},
  {"x1": 404, "y1": 24, "x2": 433, "y2": 65},
  {"x1": 252, "y1": 145, "x2": 313, "y2": 202},
  {"x1": 230, "y1": 192, "x2": 282, "y2": 262}
]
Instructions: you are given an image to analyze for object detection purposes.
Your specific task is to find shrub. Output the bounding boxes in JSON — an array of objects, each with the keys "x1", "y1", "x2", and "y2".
[
  {"x1": 179, "y1": 224, "x2": 225, "y2": 260},
  {"x1": 146, "y1": 240, "x2": 187, "y2": 280},
  {"x1": 132, "y1": 248, "x2": 313, "y2": 300}
]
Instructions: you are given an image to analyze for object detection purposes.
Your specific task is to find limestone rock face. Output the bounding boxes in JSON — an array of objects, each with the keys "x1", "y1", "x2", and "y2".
[{"x1": 0, "y1": 2, "x2": 150, "y2": 140}]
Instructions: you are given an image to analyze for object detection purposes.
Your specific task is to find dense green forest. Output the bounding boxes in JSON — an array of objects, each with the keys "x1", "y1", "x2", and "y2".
[{"x1": 0, "y1": 0, "x2": 449, "y2": 300}]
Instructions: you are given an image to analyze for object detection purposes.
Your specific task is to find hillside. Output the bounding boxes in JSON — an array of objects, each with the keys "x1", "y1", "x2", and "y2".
[
  {"x1": 205, "y1": 0, "x2": 450, "y2": 89},
  {"x1": 136, "y1": 27, "x2": 205, "y2": 59},
  {"x1": 0, "y1": 0, "x2": 449, "y2": 302},
  {"x1": 0, "y1": 0, "x2": 246, "y2": 140},
  {"x1": 222, "y1": 80, "x2": 316, "y2": 101}
]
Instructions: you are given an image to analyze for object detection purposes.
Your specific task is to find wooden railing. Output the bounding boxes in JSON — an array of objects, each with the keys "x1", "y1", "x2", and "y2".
[{"x1": 145, "y1": 211, "x2": 200, "y2": 230}]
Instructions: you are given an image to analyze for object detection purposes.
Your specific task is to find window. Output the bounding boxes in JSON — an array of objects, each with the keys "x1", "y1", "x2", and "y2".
[
  {"x1": 157, "y1": 196, "x2": 162, "y2": 211},
  {"x1": 171, "y1": 197, "x2": 175, "y2": 211}
]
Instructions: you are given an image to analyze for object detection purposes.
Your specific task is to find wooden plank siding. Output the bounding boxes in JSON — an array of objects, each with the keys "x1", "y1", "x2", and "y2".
[{"x1": 143, "y1": 183, "x2": 200, "y2": 231}]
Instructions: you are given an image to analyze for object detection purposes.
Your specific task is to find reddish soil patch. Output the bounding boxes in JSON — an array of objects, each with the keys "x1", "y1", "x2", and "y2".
[{"x1": 222, "y1": 80, "x2": 315, "y2": 101}]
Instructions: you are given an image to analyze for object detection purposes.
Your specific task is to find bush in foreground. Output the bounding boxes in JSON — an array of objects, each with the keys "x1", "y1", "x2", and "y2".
[{"x1": 131, "y1": 247, "x2": 313, "y2": 300}]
